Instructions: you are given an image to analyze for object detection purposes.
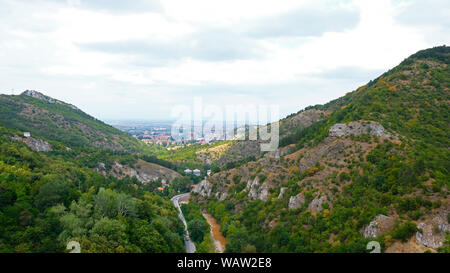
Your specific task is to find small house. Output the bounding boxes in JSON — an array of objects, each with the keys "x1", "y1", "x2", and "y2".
[
  {"x1": 184, "y1": 169, "x2": 193, "y2": 174},
  {"x1": 24, "y1": 132, "x2": 31, "y2": 138},
  {"x1": 193, "y1": 169, "x2": 201, "y2": 176}
]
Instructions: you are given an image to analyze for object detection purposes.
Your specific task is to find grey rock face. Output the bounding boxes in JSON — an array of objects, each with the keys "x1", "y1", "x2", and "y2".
[
  {"x1": 23, "y1": 90, "x2": 55, "y2": 103},
  {"x1": 329, "y1": 121, "x2": 392, "y2": 138},
  {"x1": 247, "y1": 177, "x2": 259, "y2": 200},
  {"x1": 12, "y1": 135, "x2": 52, "y2": 152},
  {"x1": 192, "y1": 179, "x2": 213, "y2": 197},
  {"x1": 288, "y1": 193, "x2": 305, "y2": 210},
  {"x1": 25, "y1": 137, "x2": 52, "y2": 152},
  {"x1": 416, "y1": 214, "x2": 450, "y2": 249},
  {"x1": 259, "y1": 183, "x2": 270, "y2": 202},
  {"x1": 278, "y1": 187, "x2": 287, "y2": 199},
  {"x1": 246, "y1": 178, "x2": 270, "y2": 202},
  {"x1": 22, "y1": 90, "x2": 80, "y2": 111},
  {"x1": 363, "y1": 215, "x2": 395, "y2": 238},
  {"x1": 105, "y1": 161, "x2": 179, "y2": 184},
  {"x1": 308, "y1": 196, "x2": 330, "y2": 213},
  {"x1": 215, "y1": 191, "x2": 228, "y2": 201}
]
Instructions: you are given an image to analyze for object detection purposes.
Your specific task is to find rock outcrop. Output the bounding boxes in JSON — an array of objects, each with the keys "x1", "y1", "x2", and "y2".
[
  {"x1": 22, "y1": 90, "x2": 80, "y2": 111},
  {"x1": 363, "y1": 215, "x2": 396, "y2": 238},
  {"x1": 308, "y1": 196, "x2": 330, "y2": 213},
  {"x1": 97, "y1": 159, "x2": 181, "y2": 184},
  {"x1": 246, "y1": 177, "x2": 270, "y2": 202},
  {"x1": 23, "y1": 90, "x2": 56, "y2": 103},
  {"x1": 11, "y1": 135, "x2": 52, "y2": 152},
  {"x1": 192, "y1": 179, "x2": 213, "y2": 197},
  {"x1": 288, "y1": 193, "x2": 305, "y2": 210},
  {"x1": 215, "y1": 191, "x2": 228, "y2": 201},
  {"x1": 329, "y1": 121, "x2": 392, "y2": 138},
  {"x1": 278, "y1": 187, "x2": 287, "y2": 199},
  {"x1": 416, "y1": 213, "x2": 450, "y2": 249},
  {"x1": 258, "y1": 183, "x2": 270, "y2": 202}
]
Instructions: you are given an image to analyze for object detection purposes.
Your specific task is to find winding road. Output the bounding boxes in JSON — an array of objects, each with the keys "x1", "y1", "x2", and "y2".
[{"x1": 171, "y1": 193, "x2": 196, "y2": 253}]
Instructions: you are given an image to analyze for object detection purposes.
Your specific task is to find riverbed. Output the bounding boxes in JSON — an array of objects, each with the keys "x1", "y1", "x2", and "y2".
[{"x1": 202, "y1": 213, "x2": 227, "y2": 253}]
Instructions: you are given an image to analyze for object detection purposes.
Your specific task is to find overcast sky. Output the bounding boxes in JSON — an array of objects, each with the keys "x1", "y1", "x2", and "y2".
[{"x1": 0, "y1": 0, "x2": 449, "y2": 121}]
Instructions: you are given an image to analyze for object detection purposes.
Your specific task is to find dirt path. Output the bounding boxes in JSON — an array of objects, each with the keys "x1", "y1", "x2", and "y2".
[{"x1": 202, "y1": 213, "x2": 227, "y2": 253}]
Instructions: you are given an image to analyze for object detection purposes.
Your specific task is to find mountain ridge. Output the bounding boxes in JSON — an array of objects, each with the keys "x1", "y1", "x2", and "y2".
[
  {"x1": 190, "y1": 45, "x2": 450, "y2": 253},
  {"x1": 0, "y1": 90, "x2": 144, "y2": 151}
]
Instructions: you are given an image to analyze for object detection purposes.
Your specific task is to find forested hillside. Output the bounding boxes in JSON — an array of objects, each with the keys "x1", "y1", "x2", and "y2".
[
  {"x1": 0, "y1": 92, "x2": 190, "y2": 253},
  {"x1": 191, "y1": 46, "x2": 450, "y2": 253},
  {"x1": 0, "y1": 128, "x2": 185, "y2": 252},
  {"x1": 0, "y1": 91, "x2": 143, "y2": 151}
]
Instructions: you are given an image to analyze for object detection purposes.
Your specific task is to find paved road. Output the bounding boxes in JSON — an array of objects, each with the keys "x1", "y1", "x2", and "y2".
[{"x1": 171, "y1": 193, "x2": 196, "y2": 253}]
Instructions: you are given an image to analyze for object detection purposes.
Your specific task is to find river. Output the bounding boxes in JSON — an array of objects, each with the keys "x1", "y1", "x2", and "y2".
[{"x1": 202, "y1": 213, "x2": 227, "y2": 253}]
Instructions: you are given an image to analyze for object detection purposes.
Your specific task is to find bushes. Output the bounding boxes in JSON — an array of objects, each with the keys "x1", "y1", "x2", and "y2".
[
  {"x1": 392, "y1": 222, "x2": 418, "y2": 242},
  {"x1": 339, "y1": 172, "x2": 351, "y2": 182},
  {"x1": 181, "y1": 203, "x2": 210, "y2": 245}
]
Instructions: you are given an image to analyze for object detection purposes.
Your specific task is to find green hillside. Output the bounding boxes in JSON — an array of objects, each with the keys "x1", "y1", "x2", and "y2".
[
  {"x1": 0, "y1": 126, "x2": 186, "y2": 253},
  {"x1": 191, "y1": 46, "x2": 450, "y2": 253},
  {"x1": 0, "y1": 91, "x2": 190, "y2": 253},
  {"x1": 0, "y1": 91, "x2": 143, "y2": 151}
]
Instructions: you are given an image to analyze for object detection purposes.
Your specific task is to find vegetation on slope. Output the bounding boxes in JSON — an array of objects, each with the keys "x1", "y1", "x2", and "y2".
[
  {"x1": 0, "y1": 91, "x2": 143, "y2": 151},
  {"x1": 193, "y1": 46, "x2": 450, "y2": 253},
  {"x1": 0, "y1": 128, "x2": 185, "y2": 253}
]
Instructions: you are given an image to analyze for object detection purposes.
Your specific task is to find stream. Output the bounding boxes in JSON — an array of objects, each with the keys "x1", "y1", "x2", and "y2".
[{"x1": 202, "y1": 213, "x2": 227, "y2": 253}]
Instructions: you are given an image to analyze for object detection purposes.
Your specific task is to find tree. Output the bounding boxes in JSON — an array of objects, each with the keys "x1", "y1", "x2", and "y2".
[
  {"x1": 131, "y1": 219, "x2": 169, "y2": 253},
  {"x1": 35, "y1": 180, "x2": 70, "y2": 209},
  {"x1": 90, "y1": 218, "x2": 127, "y2": 245},
  {"x1": 188, "y1": 218, "x2": 209, "y2": 244},
  {"x1": 94, "y1": 188, "x2": 136, "y2": 218},
  {"x1": 225, "y1": 228, "x2": 250, "y2": 253}
]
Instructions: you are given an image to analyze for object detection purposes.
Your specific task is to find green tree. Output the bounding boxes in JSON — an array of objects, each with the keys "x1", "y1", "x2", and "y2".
[{"x1": 35, "y1": 180, "x2": 70, "y2": 209}]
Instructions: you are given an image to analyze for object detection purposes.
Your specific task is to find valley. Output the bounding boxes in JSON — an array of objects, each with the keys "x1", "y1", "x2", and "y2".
[
  {"x1": 0, "y1": 46, "x2": 448, "y2": 254},
  {"x1": 202, "y1": 212, "x2": 227, "y2": 253}
]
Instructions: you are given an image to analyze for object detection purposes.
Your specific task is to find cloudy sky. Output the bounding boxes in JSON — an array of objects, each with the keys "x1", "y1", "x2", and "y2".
[{"x1": 0, "y1": 0, "x2": 449, "y2": 121}]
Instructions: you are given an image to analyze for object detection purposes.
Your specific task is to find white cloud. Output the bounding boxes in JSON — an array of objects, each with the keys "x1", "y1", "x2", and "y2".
[{"x1": 0, "y1": 0, "x2": 448, "y2": 120}]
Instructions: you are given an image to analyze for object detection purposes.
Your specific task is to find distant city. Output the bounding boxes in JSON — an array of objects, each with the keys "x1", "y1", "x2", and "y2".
[{"x1": 107, "y1": 120, "x2": 250, "y2": 146}]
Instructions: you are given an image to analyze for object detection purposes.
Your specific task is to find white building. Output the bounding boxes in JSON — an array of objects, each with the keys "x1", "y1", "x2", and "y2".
[
  {"x1": 207, "y1": 170, "x2": 212, "y2": 176},
  {"x1": 193, "y1": 169, "x2": 201, "y2": 176},
  {"x1": 184, "y1": 169, "x2": 193, "y2": 174},
  {"x1": 24, "y1": 132, "x2": 31, "y2": 138}
]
